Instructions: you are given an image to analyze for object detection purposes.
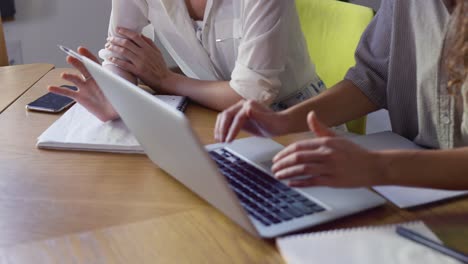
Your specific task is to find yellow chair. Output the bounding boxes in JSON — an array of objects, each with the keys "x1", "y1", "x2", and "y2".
[
  {"x1": 0, "y1": 16, "x2": 8, "y2": 66},
  {"x1": 296, "y1": 0, "x2": 374, "y2": 134}
]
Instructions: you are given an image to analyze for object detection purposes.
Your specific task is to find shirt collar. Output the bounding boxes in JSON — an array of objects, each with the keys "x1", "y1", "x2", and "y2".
[{"x1": 159, "y1": 0, "x2": 221, "y2": 80}]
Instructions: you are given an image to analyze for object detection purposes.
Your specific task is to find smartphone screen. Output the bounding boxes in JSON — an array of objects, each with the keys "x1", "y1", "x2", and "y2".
[{"x1": 26, "y1": 85, "x2": 78, "y2": 113}]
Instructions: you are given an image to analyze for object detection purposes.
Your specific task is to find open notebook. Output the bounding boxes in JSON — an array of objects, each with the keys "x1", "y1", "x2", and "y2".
[
  {"x1": 348, "y1": 132, "x2": 468, "y2": 208},
  {"x1": 37, "y1": 95, "x2": 187, "y2": 154},
  {"x1": 276, "y1": 221, "x2": 462, "y2": 264}
]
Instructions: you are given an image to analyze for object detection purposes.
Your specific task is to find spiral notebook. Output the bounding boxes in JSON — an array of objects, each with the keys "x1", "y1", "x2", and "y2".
[
  {"x1": 36, "y1": 95, "x2": 188, "y2": 154},
  {"x1": 276, "y1": 221, "x2": 462, "y2": 264}
]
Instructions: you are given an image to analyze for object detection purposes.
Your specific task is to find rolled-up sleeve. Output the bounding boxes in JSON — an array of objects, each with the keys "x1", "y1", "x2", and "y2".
[
  {"x1": 344, "y1": 0, "x2": 393, "y2": 109},
  {"x1": 230, "y1": 0, "x2": 287, "y2": 105},
  {"x1": 99, "y1": 0, "x2": 150, "y2": 66}
]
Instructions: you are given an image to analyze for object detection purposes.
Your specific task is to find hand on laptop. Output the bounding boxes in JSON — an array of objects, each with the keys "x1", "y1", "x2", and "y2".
[
  {"x1": 214, "y1": 100, "x2": 292, "y2": 143},
  {"x1": 48, "y1": 47, "x2": 119, "y2": 122},
  {"x1": 271, "y1": 112, "x2": 383, "y2": 188},
  {"x1": 105, "y1": 27, "x2": 172, "y2": 92}
]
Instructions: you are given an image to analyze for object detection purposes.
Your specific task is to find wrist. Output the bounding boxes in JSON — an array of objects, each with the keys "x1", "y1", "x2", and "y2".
[
  {"x1": 281, "y1": 107, "x2": 306, "y2": 134},
  {"x1": 371, "y1": 151, "x2": 393, "y2": 186},
  {"x1": 277, "y1": 110, "x2": 297, "y2": 135},
  {"x1": 155, "y1": 71, "x2": 179, "y2": 94}
]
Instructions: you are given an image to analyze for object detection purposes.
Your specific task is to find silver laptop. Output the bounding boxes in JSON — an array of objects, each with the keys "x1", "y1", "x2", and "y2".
[{"x1": 61, "y1": 46, "x2": 385, "y2": 238}]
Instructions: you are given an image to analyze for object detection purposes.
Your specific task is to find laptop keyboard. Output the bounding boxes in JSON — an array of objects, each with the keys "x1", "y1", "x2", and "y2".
[{"x1": 209, "y1": 149, "x2": 325, "y2": 227}]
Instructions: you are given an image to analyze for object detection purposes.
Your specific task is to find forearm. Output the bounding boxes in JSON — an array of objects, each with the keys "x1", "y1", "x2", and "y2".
[
  {"x1": 158, "y1": 73, "x2": 243, "y2": 111},
  {"x1": 375, "y1": 147, "x2": 468, "y2": 190},
  {"x1": 283, "y1": 80, "x2": 379, "y2": 133}
]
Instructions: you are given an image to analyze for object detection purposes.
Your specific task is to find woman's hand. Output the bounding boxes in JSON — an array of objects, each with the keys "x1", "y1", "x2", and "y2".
[
  {"x1": 106, "y1": 27, "x2": 173, "y2": 91},
  {"x1": 48, "y1": 47, "x2": 119, "y2": 122},
  {"x1": 214, "y1": 100, "x2": 293, "y2": 142},
  {"x1": 272, "y1": 112, "x2": 384, "y2": 188}
]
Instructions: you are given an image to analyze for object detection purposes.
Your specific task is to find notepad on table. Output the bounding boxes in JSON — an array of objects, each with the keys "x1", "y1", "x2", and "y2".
[
  {"x1": 276, "y1": 221, "x2": 463, "y2": 264},
  {"x1": 349, "y1": 132, "x2": 468, "y2": 208},
  {"x1": 37, "y1": 95, "x2": 188, "y2": 154}
]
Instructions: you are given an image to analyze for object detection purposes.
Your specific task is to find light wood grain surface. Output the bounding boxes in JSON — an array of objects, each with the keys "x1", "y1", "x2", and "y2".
[
  {"x1": 0, "y1": 64, "x2": 54, "y2": 113},
  {"x1": 0, "y1": 208, "x2": 284, "y2": 264},
  {"x1": 0, "y1": 68, "x2": 466, "y2": 263}
]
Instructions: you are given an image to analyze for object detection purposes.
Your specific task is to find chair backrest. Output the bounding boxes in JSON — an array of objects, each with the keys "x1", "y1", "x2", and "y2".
[
  {"x1": 296, "y1": 0, "x2": 374, "y2": 134},
  {"x1": 0, "y1": 16, "x2": 9, "y2": 66}
]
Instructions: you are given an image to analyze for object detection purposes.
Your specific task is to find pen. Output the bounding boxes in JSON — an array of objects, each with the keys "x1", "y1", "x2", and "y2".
[{"x1": 396, "y1": 226, "x2": 468, "y2": 264}]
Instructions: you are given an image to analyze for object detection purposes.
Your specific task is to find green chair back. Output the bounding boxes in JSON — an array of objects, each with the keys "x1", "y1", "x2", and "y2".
[{"x1": 296, "y1": 0, "x2": 374, "y2": 134}]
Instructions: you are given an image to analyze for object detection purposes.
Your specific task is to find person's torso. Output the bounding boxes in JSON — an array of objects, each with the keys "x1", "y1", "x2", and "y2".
[
  {"x1": 385, "y1": 0, "x2": 467, "y2": 148},
  {"x1": 145, "y1": 0, "x2": 321, "y2": 104}
]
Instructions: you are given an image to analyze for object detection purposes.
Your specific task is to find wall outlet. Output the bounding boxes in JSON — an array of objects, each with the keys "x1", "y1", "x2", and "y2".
[{"x1": 6, "y1": 40, "x2": 23, "y2": 65}]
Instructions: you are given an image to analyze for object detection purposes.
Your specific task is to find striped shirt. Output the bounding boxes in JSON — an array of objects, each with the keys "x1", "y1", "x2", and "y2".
[{"x1": 345, "y1": 0, "x2": 468, "y2": 149}]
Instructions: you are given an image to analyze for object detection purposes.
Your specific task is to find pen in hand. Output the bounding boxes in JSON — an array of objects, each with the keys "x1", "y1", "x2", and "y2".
[{"x1": 396, "y1": 226, "x2": 468, "y2": 264}]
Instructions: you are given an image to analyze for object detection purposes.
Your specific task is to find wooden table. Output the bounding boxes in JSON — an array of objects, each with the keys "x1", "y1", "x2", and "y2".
[
  {"x1": 0, "y1": 64, "x2": 54, "y2": 113},
  {"x1": 0, "y1": 68, "x2": 466, "y2": 263}
]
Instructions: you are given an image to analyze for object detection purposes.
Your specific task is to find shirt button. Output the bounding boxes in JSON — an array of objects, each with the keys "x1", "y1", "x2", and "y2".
[{"x1": 441, "y1": 115, "x2": 451, "y2": 125}]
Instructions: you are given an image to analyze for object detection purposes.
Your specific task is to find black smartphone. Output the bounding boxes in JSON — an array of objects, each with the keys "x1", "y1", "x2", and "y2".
[{"x1": 26, "y1": 85, "x2": 78, "y2": 113}]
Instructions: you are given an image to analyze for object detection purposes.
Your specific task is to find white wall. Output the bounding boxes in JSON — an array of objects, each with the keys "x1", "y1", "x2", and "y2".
[
  {"x1": 4, "y1": 0, "x2": 112, "y2": 67},
  {"x1": 350, "y1": 0, "x2": 381, "y2": 11}
]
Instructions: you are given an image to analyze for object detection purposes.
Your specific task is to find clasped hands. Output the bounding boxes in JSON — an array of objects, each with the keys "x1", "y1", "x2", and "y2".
[
  {"x1": 49, "y1": 27, "x2": 172, "y2": 122},
  {"x1": 105, "y1": 27, "x2": 173, "y2": 89}
]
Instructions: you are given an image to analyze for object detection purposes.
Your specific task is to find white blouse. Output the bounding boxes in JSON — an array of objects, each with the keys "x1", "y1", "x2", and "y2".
[{"x1": 99, "y1": 0, "x2": 324, "y2": 108}]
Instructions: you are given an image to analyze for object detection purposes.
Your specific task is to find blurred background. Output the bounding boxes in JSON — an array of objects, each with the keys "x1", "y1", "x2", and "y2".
[{"x1": 2, "y1": 0, "x2": 380, "y2": 67}]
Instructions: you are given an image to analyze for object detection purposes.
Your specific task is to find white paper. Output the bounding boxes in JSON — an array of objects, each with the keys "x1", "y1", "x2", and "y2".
[
  {"x1": 372, "y1": 186, "x2": 468, "y2": 208},
  {"x1": 277, "y1": 221, "x2": 462, "y2": 264},
  {"x1": 37, "y1": 104, "x2": 144, "y2": 154},
  {"x1": 349, "y1": 132, "x2": 468, "y2": 208},
  {"x1": 37, "y1": 95, "x2": 187, "y2": 154},
  {"x1": 349, "y1": 131, "x2": 424, "y2": 151}
]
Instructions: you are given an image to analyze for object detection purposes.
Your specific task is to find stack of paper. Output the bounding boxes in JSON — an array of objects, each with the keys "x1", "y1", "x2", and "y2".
[
  {"x1": 349, "y1": 132, "x2": 468, "y2": 208},
  {"x1": 37, "y1": 95, "x2": 187, "y2": 154},
  {"x1": 37, "y1": 104, "x2": 144, "y2": 154}
]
